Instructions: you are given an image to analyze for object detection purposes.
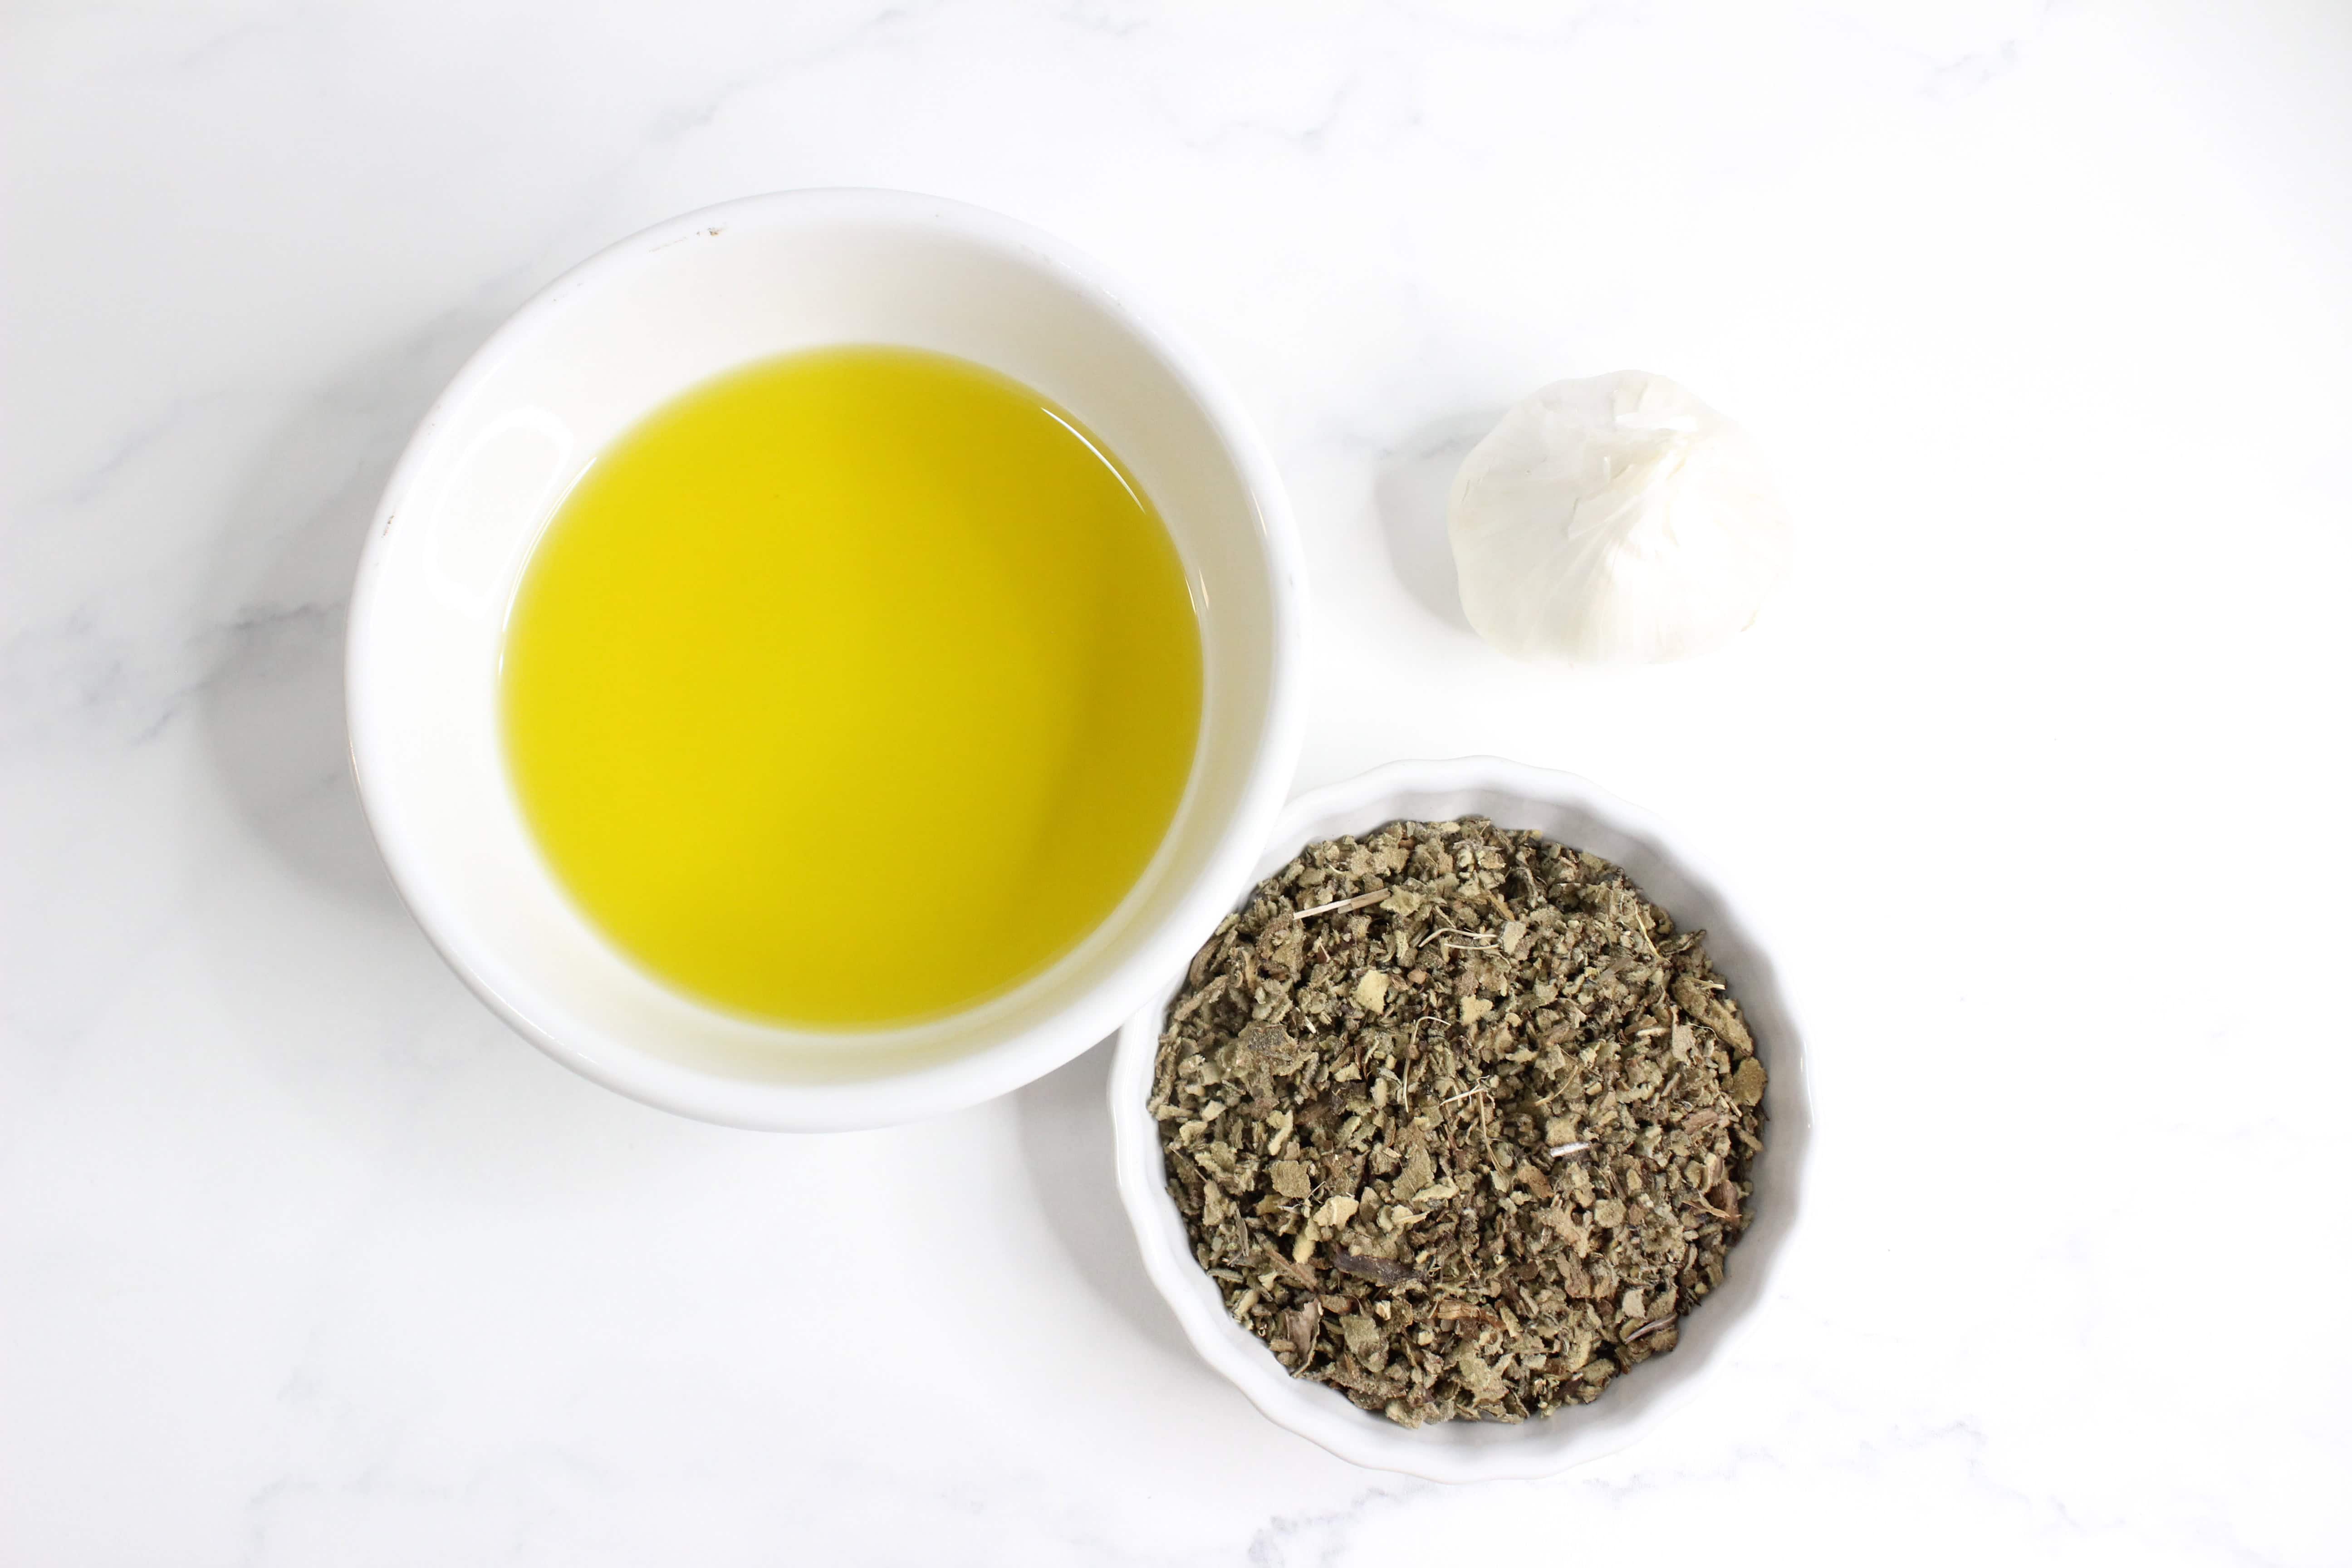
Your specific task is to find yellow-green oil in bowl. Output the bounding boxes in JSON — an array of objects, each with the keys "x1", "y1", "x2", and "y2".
[{"x1": 500, "y1": 346, "x2": 1202, "y2": 1026}]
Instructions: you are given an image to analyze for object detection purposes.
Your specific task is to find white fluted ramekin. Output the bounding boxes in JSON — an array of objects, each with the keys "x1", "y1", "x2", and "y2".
[{"x1": 1110, "y1": 757, "x2": 1809, "y2": 1481}]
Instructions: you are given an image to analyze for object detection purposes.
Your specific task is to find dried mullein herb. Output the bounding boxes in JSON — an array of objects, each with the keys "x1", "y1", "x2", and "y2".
[{"x1": 1151, "y1": 818, "x2": 1766, "y2": 1427}]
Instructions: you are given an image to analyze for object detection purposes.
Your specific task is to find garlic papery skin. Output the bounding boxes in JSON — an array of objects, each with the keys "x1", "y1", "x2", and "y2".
[{"x1": 1446, "y1": 371, "x2": 1792, "y2": 664}]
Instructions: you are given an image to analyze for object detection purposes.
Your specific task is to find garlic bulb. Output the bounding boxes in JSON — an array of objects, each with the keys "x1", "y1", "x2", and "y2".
[{"x1": 1446, "y1": 371, "x2": 1791, "y2": 663}]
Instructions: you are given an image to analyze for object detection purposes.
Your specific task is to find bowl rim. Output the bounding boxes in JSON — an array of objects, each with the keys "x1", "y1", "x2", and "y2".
[
  {"x1": 1107, "y1": 755, "x2": 1812, "y2": 1481},
  {"x1": 345, "y1": 188, "x2": 1307, "y2": 1130}
]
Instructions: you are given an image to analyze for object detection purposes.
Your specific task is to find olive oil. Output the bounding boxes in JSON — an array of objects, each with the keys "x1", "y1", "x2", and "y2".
[{"x1": 501, "y1": 346, "x2": 1202, "y2": 1026}]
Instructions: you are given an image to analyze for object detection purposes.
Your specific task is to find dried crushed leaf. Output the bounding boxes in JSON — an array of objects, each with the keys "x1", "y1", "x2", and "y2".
[{"x1": 1150, "y1": 818, "x2": 1767, "y2": 1426}]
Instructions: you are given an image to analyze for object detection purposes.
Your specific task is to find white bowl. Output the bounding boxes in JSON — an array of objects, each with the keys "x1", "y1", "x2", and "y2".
[
  {"x1": 1109, "y1": 757, "x2": 1811, "y2": 1481},
  {"x1": 347, "y1": 190, "x2": 1304, "y2": 1130}
]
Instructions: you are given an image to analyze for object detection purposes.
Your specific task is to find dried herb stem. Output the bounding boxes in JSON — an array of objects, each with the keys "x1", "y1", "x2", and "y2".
[{"x1": 1292, "y1": 887, "x2": 1392, "y2": 920}]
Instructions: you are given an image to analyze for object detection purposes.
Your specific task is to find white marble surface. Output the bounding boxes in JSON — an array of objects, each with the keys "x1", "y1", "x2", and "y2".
[{"x1": 5, "y1": 1, "x2": 2349, "y2": 1561}]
